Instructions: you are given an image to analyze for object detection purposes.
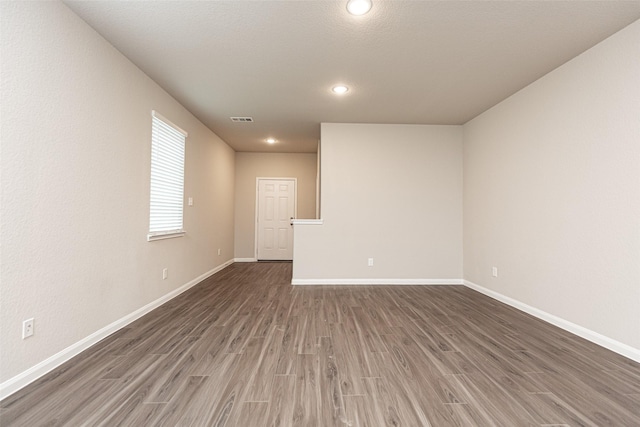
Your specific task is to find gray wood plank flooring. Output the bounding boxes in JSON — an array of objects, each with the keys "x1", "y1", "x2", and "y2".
[{"x1": 2, "y1": 262, "x2": 639, "y2": 426}]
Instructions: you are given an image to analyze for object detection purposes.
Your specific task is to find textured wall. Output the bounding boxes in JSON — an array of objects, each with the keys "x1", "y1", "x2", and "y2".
[
  {"x1": 463, "y1": 20, "x2": 640, "y2": 350},
  {"x1": 293, "y1": 123, "x2": 463, "y2": 282},
  {"x1": 234, "y1": 153, "x2": 317, "y2": 259},
  {"x1": 0, "y1": 2, "x2": 235, "y2": 384}
]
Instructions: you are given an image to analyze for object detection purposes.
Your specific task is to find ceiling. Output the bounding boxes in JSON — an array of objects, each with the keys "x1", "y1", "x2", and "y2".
[{"x1": 63, "y1": 1, "x2": 640, "y2": 153}]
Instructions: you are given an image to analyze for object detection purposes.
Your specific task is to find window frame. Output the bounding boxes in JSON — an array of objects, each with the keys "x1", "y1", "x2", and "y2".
[{"x1": 147, "y1": 110, "x2": 187, "y2": 242}]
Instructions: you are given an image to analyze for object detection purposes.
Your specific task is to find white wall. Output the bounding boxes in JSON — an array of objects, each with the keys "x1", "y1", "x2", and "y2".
[
  {"x1": 234, "y1": 153, "x2": 317, "y2": 260},
  {"x1": 464, "y1": 20, "x2": 640, "y2": 355},
  {"x1": 293, "y1": 123, "x2": 463, "y2": 284},
  {"x1": 0, "y1": 1, "x2": 236, "y2": 390}
]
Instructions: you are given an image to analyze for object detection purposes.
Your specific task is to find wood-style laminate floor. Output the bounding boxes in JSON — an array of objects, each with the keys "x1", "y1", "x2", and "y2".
[{"x1": 2, "y1": 262, "x2": 639, "y2": 426}]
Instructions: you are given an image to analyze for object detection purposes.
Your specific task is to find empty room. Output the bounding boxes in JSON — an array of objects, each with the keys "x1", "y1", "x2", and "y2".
[{"x1": 1, "y1": 0, "x2": 639, "y2": 425}]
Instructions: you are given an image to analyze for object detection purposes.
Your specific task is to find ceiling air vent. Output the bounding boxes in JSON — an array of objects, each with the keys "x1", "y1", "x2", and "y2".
[{"x1": 230, "y1": 117, "x2": 254, "y2": 122}]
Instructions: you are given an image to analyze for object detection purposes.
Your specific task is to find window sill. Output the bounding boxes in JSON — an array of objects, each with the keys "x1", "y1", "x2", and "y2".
[{"x1": 147, "y1": 231, "x2": 186, "y2": 241}]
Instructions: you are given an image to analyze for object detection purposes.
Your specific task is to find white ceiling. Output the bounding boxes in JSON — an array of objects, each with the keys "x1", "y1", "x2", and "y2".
[{"x1": 64, "y1": 1, "x2": 640, "y2": 153}]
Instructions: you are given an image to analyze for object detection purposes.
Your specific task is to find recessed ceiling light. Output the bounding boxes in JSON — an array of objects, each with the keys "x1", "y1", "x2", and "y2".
[
  {"x1": 346, "y1": 0, "x2": 372, "y2": 16},
  {"x1": 266, "y1": 138, "x2": 277, "y2": 144},
  {"x1": 332, "y1": 85, "x2": 349, "y2": 95}
]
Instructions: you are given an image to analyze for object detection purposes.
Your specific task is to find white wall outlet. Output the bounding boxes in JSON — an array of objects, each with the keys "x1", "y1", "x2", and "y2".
[
  {"x1": 188, "y1": 197, "x2": 193, "y2": 206},
  {"x1": 22, "y1": 318, "x2": 34, "y2": 339},
  {"x1": 492, "y1": 267, "x2": 498, "y2": 277},
  {"x1": 368, "y1": 258, "x2": 374, "y2": 267},
  {"x1": 217, "y1": 248, "x2": 221, "y2": 256},
  {"x1": 162, "y1": 268, "x2": 168, "y2": 280}
]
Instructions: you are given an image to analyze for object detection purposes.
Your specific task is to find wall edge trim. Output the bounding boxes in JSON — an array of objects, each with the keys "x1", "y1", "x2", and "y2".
[
  {"x1": 463, "y1": 280, "x2": 640, "y2": 363},
  {"x1": 291, "y1": 219, "x2": 323, "y2": 225},
  {"x1": 291, "y1": 278, "x2": 464, "y2": 285},
  {"x1": 234, "y1": 258, "x2": 258, "y2": 262},
  {"x1": 0, "y1": 259, "x2": 235, "y2": 401}
]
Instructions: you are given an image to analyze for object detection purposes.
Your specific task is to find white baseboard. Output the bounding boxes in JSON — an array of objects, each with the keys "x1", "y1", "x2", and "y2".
[
  {"x1": 0, "y1": 259, "x2": 234, "y2": 401},
  {"x1": 292, "y1": 278, "x2": 464, "y2": 285},
  {"x1": 463, "y1": 280, "x2": 640, "y2": 363},
  {"x1": 234, "y1": 257, "x2": 257, "y2": 262}
]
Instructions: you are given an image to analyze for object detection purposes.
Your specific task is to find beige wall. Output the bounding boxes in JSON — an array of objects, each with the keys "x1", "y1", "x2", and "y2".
[
  {"x1": 464, "y1": 20, "x2": 640, "y2": 353},
  {"x1": 0, "y1": 1, "x2": 235, "y2": 388},
  {"x1": 234, "y1": 153, "x2": 317, "y2": 260},
  {"x1": 293, "y1": 123, "x2": 463, "y2": 283}
]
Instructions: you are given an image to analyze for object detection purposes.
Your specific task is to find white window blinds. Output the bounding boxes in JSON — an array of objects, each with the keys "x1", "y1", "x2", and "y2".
[{"x1": 148, "y1": 111, "x2": 187, "y2": 241}]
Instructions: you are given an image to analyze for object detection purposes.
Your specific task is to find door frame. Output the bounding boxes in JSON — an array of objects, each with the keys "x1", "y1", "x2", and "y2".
[{"x1": 254, "y1": 177, "x2": 298, "y2": 260}]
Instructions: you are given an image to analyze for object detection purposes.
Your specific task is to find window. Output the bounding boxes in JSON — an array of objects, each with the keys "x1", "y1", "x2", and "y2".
[{"x1": 147, "y1": 111, "x2": 187, "y2": 241}]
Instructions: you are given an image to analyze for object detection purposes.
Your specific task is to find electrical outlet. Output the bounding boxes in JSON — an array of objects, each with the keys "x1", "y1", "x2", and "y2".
[
  {"x1": 22, "y1": 318, "x2": 34, "y2": 339},
  {"x1": 163, "y1": 268, "x2": 168, "y2": 280},
  {"x1": 188, "y1": 197, "x2": 193, "y2": 206},
  {"x1": 368, "y1": 258, "x2": 374, "y2": 267},
  {"x1": 492, "y1": 267, "x2": 498, "y2": 277}
]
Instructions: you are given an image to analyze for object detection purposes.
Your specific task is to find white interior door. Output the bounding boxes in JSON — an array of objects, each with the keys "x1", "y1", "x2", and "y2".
[{"x1": 257, "y1": 179, "x2": 296, "y2": 260}]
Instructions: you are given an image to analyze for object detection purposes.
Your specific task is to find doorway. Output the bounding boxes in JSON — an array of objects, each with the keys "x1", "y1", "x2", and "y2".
[{"x1": 256, "y1": 178, "x2": 296, "y2": 260}]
